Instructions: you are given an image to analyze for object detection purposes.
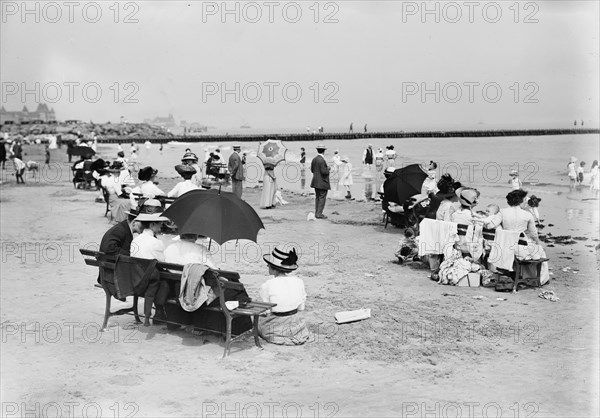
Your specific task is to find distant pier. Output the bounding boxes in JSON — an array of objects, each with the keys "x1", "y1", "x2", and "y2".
[{"x1": 98, "y1": 128, "x2": 600, "y2": 144}]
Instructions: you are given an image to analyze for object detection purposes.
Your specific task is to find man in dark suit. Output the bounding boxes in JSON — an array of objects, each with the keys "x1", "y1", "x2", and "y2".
[
  {"x1": 228, "y1": 145, "x2": 244, "y2": 198},
  {"x1": 310, "y1": 144, "x2": 331, "y2": 219}
]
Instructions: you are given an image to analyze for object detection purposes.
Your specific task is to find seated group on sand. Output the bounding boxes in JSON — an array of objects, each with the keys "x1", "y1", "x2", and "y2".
[
  {"x1": 98, "y1": 196, "x2": 311, "y2": 346},
  {"x1": 396, "y1": 171, "x2": 549, "y2": 289}
]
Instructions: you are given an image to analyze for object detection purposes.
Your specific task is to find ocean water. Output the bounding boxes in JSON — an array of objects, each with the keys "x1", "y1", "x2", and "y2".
[{"x1": 98, "y1": 134, "x2": 599, "y2": 237}]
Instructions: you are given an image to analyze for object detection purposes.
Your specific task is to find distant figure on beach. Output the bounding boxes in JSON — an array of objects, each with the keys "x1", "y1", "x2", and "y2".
[
  {"x1": 145, "y1": 140, "x2": 152, "y2": 153},
  {"x1": 181, "y1": 152, "x2": 203, "y2": 187},
  {"x1": 508, "y1": 169, "x2": 522, "y2": 190},
  {"x1": 364, "y1": 124, "x2": 367, "y2": 133},
  {"x1": 306, "y1": 127, "x2": 311, "y2": 134},
  {"x1": 300, "y1": 147, "x2": 306, "y2": 168},
  {"x1": 374, "y1": 148, "x2": 384, "y2": 173},
  {"x1": 318, "y1": 126, "x2": 324, "y2": 133},
  {"x1": 349, "y1": 123, "x2": 353, "y2": 133},
  {"x1": 310, "y1": 144, "x2": 331, "y2": 219},
  {"x1": 567, "y1": 157, "x2": 578, "y2": 189},
  {"x1": 421, "y1": 168, "x2": 438, "y2": 196},
  {"x1": 228, "y1": 145, "x2": 244, "y2": 198},
  {"x1": 260, "y1": 164, "x2": 278, "y2": 209},
  {"x1": 339, "y1": 156, "x2": 353, "y2": 199},
  {"x1": 117, "y1": 143, "x2": 124, "y2": 153},
  {"x1": 331, "y1": 150, "x2": 342, "y2": 196},
  {"x1": 362, "y1": 144, "x2": 373, "y2": 170},
  {"x1": 9, "y1": 154, "x2": 26, "y2": 184},
  {"x1": 11, "y1": 140, "x2": 23, "y2": 160},
  {"x1": 577, "y1": 161, "x2": 586, "y2": 185},
  {"x1": 574, "y1": 120, "x2": 577, "y2": 126},
  {"x1": 384, "y1": 146, "x2": 397, "y2": 169},
  {"x1": 0, "y1": 141, "x2": 6, "y2": 170},
  {"x1": 159, "y1": 143, "x2": 163, "y2": 153},
  {"x1": 45, "y1": 145, "x2": 50, "y2": 166},
  {"x1": 589, "y1": 160, "x2": 599, "y2": 197}
]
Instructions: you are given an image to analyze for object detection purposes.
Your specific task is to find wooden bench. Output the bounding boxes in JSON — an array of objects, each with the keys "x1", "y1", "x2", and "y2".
[
  {"x1": 456, "y1": 224, "x2": 549, "y2": 292},
  {"x1": 80, "y1": 249, "x2": 276, "y2": 357}
]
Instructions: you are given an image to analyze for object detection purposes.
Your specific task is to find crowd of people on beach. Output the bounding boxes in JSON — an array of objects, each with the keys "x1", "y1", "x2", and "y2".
[{"x1": 567, "y1": 156, "x2": 599, "y2": 196}]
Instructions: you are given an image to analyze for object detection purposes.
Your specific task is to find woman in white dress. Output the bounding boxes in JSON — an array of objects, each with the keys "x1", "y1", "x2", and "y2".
[
  {"x1": 258, "y1": 247, "x2": 311, "y2": 346},
  {"x1": 589, "y1": 160, "x2": 599, "y2": 197},
  {"x1": 500, "y1": 189, "x2": 550, "y2": 285},
  {"x1": 260, "y1": 164, "x2": 278, "y2": 209},
  {"x1": 339, "y1": 156, "x2": 354, "y2": 199}
]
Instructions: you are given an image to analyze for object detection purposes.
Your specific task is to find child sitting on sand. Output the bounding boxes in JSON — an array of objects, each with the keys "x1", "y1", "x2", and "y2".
[{"x1": 395, "y1": 228, "x2": 419, "y2": 264}]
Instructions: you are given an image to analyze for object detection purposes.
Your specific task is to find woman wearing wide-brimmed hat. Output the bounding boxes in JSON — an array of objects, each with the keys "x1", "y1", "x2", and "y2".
[
  {"x1": 137, "y1": 166, "x2": 164, "y2": 198},
  {"x1": 451, "y1": 187, "x2": 480, "y2": 225},
  {"x1": 130, "y1": 199, "x2": 169, "y2": 262},
  {"x1": 258, "y1": 247, "x2": 311, "y2": 345},
  {"x1": 181, "y1": 152, "x2": 203, "y2": 187},
  {"x1": 168, "y1": 164, "x2": 200, "y2": 198}
]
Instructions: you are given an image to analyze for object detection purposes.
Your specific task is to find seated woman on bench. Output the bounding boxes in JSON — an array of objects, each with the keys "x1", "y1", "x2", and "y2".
[
  {"x1": 258, "y1": 247, "x2": 311, "y2": 346},
  {"x1": 130, "y1": 200, "x2": 168, "y2": 262}
]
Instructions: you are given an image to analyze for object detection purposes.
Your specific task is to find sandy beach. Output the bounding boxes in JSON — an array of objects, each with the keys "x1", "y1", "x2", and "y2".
[{"x1": 1, "y1": 144, "x2": 599, "y2": 417}]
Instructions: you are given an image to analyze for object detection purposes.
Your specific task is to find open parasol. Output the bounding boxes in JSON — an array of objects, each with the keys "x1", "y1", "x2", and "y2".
[
  {"x1": 162, "y1": 189, "x2": 264, "y2": 245},
  {"x1": 257, "y1": 139, "x2": 287, "y2": 168}
]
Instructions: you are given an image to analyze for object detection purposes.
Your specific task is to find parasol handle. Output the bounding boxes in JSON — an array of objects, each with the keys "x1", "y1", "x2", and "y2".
[{"x1": 208, "y1": 238, "x2": 212, "y2": 250}]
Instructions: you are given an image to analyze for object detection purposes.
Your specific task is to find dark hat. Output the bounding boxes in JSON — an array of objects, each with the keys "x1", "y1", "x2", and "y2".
[
  {"x1": 117, "y1": 151, "x2": 125, "y2": 158},
  {"x1": 233, "y1": 145, "x2": 241, "y2": 151},
  {"x1": 175, "y1": 164, "x2": 197, "y2": 176},
  {"x1": 108, "y1": 161, "x2": 125, "y2": 172},
  {"x1": 138, "y1": 166, "x2": 158, "y2": 181},
  {"x1": 263, "y1": 247, "x2": 298, "y2": 272}
]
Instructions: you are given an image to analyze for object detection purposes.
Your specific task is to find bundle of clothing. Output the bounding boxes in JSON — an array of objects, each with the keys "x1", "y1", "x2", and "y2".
[{"x1": 437, "y1": 248, "x2": 482, "y2": 285}]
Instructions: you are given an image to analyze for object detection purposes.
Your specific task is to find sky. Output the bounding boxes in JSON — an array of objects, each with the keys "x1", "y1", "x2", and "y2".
[{"x1": 1, "y1": 0, "x2": 598, "y2": 132}]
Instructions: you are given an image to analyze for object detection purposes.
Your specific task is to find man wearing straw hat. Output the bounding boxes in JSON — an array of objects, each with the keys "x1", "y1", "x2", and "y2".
[
  {"x1": 228, "y1": 145, "x2": 244, "y2": 198},
  {"x1": 310, "y1": 144, "x2": 331, "y2": 219}
]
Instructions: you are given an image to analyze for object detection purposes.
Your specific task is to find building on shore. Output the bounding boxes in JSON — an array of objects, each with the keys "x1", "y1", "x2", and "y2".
[
  {"x1": 144, "y1": 114, "x2": 176, "y2": 129},
  {"x1": 0, "y1": 104, "x2": 57, "y2": 124}
]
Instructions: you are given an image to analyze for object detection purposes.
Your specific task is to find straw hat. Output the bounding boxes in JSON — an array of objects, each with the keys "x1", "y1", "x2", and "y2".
[
  {"x1": 133, "y1": 199, "x2": 168, "y2": 222},
  {"x1": 233, "y1": 145, "x2": 241, "y2": 151},
  {"x1": 316, "y1": 144, "x2": 327, "y2": 150},
  {"x1": 181, "y1": 152, "x2": 198, "y2": 162},
  {"x1": 455, "y1": 187, "x2": 480, "y2": 208},
  {"x1": 263, "y1": 247, "x2": 298, "y2": 272},
  {"x1": 509, "y1": 169, "x2": 518, "y2": 176}
]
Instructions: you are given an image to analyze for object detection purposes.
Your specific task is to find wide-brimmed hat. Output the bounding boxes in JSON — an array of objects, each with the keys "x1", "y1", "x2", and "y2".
[
  {"x1": 126, "y1": 198, "x2": 163, "y2": 217},
  {"x1": 509, "y1": 169, "x2": 518, "y2": 176},
  {"x1": 316, "y1": 144, "x2": 327, "y2": 150},
  {"x1": 138, "y1": 166, "x2": 158, "y2": 181},
  {"x1": 341, "y1": 156, "x2": 350, "y2": 163},
  {"x1": 117, "y1": 151, "x2": 125, "y2": 158},
  {"x1": 134, "y1": 212, "x2": 169, "y2": 222},
  {"x1": 263, "y1": 247, "x2": 298, "y2": 272},
  {"x1": 456, "y1": 187, "x2": 480, "y2": 208},
  {"x1": 181, "y1": 152, "x2": 198, "y2": 162},
  {"x1": 133, "y1": 199, "x2": 168, "y2": 222},
  {"x1": 233, "y1": 145, "x2": 241, "y2": 151},
  {"x1": 175, "y1": 164, "x2": 197, "y2": 176}
]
